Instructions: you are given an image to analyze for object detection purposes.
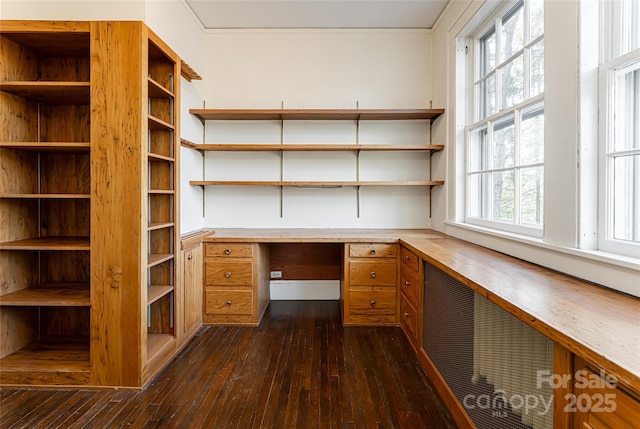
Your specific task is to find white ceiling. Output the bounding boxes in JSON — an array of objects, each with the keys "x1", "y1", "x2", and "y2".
[{"x1": 185, "y1": 0, "x2": 450, "y2": 29}]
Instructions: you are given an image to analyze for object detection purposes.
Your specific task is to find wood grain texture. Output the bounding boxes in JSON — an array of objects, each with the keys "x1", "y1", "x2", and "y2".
[
  {"x1": 0, "y1": 81, "x2": 90, "y2": 104},
  {"x1": 180, "y1": 244, "x2": 203, "y2": 342},
  {"x1": 189, "y1": 108, "x2": 445, "y2": 121},
  {"x1": 90, "y1": 20, "x2": 145, "y2": 388},
  {"x1": 0, "y1": 301, "x2": 456, "y2": 427},
  {"x1": 0, "y1": 282, "x2": 90, "y2": 306},
  {"x1": 202, "y1": 229, "x2": 447, "y2": 244},
  {"x1": 191, "y1": 180, "x2": 445, "y2": 187},
  {"x1": 401, "y1": 236, "x2": 640, "y2": 395},
  {"x1": 269, "y1": 243, "x2": 342, "y2": 280},
  {"x1": 192, "y1": 143, "x2": 445, "y2": 152}
]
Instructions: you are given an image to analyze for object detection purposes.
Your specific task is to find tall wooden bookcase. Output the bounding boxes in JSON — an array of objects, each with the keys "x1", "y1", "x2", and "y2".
[{"x1": 0, "y1": 20, "x2": 181, "y2": 389}]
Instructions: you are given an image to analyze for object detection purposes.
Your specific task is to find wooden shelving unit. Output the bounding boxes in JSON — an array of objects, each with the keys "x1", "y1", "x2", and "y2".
[
  {"x1": 0, "y1": 21, "x2": 92, "y2": 385},
  {"x1": 189, "y1": 108, "x2": 444, "y2": 121},
  {"x1": 2, "y1": 20, "x2": 183, "y2": 389},
  {"x1": 145, "y1": 32, "x2": 180, "y2": 374},
  {"x1": 187, "y1": 108, "x2": 445, "y2": 217}
]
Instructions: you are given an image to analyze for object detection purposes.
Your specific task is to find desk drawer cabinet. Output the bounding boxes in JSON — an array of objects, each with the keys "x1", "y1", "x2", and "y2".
[
  {"x1": 400, "y1": 246, "x2": 422, "y2": 348},
  {"x1": 203, "y1": 242, "x2": 269, "y2": 326},
  {"x1": 343, "y1": 243, "x2": 398, "y2": 325}
]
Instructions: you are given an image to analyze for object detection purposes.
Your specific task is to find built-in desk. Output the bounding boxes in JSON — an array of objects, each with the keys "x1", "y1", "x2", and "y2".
[{"x1": 199, "y1": 228, "x2": 639, "y2": 428}]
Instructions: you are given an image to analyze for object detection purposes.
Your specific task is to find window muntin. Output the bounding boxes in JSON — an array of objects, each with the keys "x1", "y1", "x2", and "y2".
[
  {"x1": 466, "y1": 0, "x2": 544, "y2": 236},
  {"x1": 599, "y1": 0, "x2": 640, "y2": 257}
]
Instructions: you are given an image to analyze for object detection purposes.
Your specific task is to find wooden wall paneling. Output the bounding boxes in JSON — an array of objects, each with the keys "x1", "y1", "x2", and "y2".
[
  {"x1": 148, "y1": 194, "x2": 173, "y2": 224},
  {"x1": 148, "y1": 160, "x2": 172, "y2": 191},
  {"x1": 149, "y1": 98, "x2": 172, "y2": 124},
  {"x1": 40, "y1": 105, "x2": 90, "y2": 142},
  {"x1": 40, "y1": 250, "x2": 90, "y2": 283},
  {"x1": 148, "y1": 293, "x2": 173, "y2": 335},
  {"x1": 256, "y1": 243, "x2": 270, "y2": 323},
  {"x1": 39, "y1": 57, "x2": 90, "y2": 81},
  {"x1": 148, "y1": 129, "x2": 172, "y2": 157},
  {"x1": 40, "y1": 153, "x2": 90, "y2": 194},
  {"x1": 268, "y1": 243, "x2": 342, "y2": 280},
  {"x1": 149, "y1": 259, "x2": 173, "y2": 287},
  {"x1": 0, "y1": 200, "x2": 39, "y2": 244},
  {"x1": 554, "y1": 343, "x2": 573, "y2": 429},
  {"x1": 39, "y1": 199, "x2": 90, "y2": 237},
  {"x1": 40, "y1": 306, "x2": 90, "y2": 337},
  {"x1": 0, "y1": 251, "x2": 38, "y2": 295},
  {"x1": 148, "y1": 227, "x2": 173, "y2": 255},
  {"x1": 0, "y1": 307, "x2": 39, "y2": 358},
  {"x1": 0, "y1": 150, "x2": 38, "y2": 193},
  {"x1": 0, "y1": 95, "x2": 38, "y2": 142},
  {"x1": 90, "y1": 20, "x2": 145, "y2": 388},
  {"x1": 0, "y1": 33, "x2": 39, "y2": 81}
]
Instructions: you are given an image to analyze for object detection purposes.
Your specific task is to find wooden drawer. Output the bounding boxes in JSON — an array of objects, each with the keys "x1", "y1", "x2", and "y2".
[
  {"x1": 400, "y1": 295, "x2": 418, "y2": 342},
  {"x1": 401, "y1": 247, "x2": 420, "y2": 273},
  {"x1": 349, "y1": 260, "x2": 396, "y2": 286},
  {"x1": 205, "y1": 260, "x2": 253, "y2": 286},
  {"x1": 400, "y1": 266, "x2": 419, "y2": 307},
  {"x1": 205, "y1": 288, "x2": 253, "y2": 315},
  {"x1": 205, "y1": 243, "x2": 253, "y2": 258},
  {"x1": 349, "y1": 287, "x2": 396, "y2": 315},
  {"x1": 350, "y1": 243, "x2": 397, "y2": 258},
  {"x1": 574, "y1": 366, "x2": 640, "y2": 429}
]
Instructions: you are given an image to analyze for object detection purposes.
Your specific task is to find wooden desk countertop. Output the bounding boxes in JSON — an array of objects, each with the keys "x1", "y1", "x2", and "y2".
[{"x1": 202, "y1": 228, "x2": 640, "y2": 393}]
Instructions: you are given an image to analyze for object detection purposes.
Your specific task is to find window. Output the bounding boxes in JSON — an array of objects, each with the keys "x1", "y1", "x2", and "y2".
[
  {"x1": 466, "y1": 0, "x2": 544, "y2": 236},
  {"x1": 599, "y1": 0, "x2": 640, "y2": 257}
]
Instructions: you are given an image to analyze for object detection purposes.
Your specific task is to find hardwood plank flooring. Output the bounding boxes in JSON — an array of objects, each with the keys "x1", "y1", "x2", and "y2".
[{"x1": 0, "y1": 301, "x2": 456, "y2": 429}]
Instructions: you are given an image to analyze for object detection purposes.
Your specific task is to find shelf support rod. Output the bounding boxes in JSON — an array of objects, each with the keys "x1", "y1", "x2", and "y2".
[
  {"x1": 202, "y1": 100, "x2": 206, "y2": 218},
  {"x1": 356, "y1": 101, "x2": 361, "y2": 218},
  {"x1": 280, "y1": 101, "x2": 285, "y2": 218}
]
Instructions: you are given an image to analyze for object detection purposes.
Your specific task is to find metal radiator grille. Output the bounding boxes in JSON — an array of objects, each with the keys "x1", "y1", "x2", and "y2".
[{"x1": 423, "y1": 262, "x2": 553, "y2": 429}]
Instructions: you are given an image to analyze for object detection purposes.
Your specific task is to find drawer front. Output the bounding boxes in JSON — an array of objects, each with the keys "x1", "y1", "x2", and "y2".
[
  {"x1": 400, "y1": 295, "x2": 418, "y2": 342},
  {"x1": 401, "y1": 247, "x2": 420, "y2": 273},
  {"x1": 349, "y1": 260, "x2": 396, "y2": 286},
  {"x1": 205, "y1": 243, "x2": 253, "y2": 258},
  {"x1": 350, "y1": 243, "x2": 397, "y2": 258},
  {"x1": 349, "y1": 288, "x2": 396, "y2": 315},
  {"x1": 400, "y1": 267, "x2": 419, "y2": 307},
  {"x1": 574, "y1": 367, "x2": 640, "y2": 428},
  {"x1": 205, "y1": 260, "x2": 253, "y2": 286},
  {"x1": 205, "y1": 288, "x2": 253, "y2": 315}
]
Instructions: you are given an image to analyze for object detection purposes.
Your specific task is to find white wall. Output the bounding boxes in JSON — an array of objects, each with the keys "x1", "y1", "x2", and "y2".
[
  {"x1": 432, "y1": 0, "x2": 639, "y2": 297},
  {"x1": 197, "y1": 29, "x2": 435, "y2": 228},
  {"x1": 0, "y1": 0, "x2": 146, "y2": 20}
]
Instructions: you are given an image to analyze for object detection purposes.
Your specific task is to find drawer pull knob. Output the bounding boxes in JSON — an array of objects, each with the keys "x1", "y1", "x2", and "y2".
[
  {"x1": 226, "y1": 300, "x2": 232, "y2": 306},
  {"x1": 370, "y1": 300, "x2": 376, "y2": 307},
  {"x1": 370, "y1": 272, "x2": 376, "y2": 278},
  {"x1": 188, "y1": 255, "x2": 193, "y2": 260},
  {"x1": 404, "y1": 312, "x2": 410, "y2": 317},
  {"x1": 225, "y1": 248, "x2": 231, "y2": 255},
  {"x1": 405, "y1": 281, "x2": 410, "y2": 286},
  {"x1": 370, "y1": 249, "x2": 376, "y2": 255},
  {"x1": 404, "y1": 255, "x2": 410, "y2": 261},
  {"x1": 225, "y1": 272, "x2": 232, "y2": 278}
]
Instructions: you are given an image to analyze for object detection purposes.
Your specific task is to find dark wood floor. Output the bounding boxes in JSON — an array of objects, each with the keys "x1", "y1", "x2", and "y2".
[{"x1": 0, "y1": 301, "x2": 456, "y2": 429}]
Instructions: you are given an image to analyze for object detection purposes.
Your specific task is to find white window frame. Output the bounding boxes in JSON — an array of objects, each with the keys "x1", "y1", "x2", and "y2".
[
  {"x1": 464, "y1": 0, "x2": 545, "y2": 237},
  {"x1": 597, "y1": 0, "x2": 640, "y2": 258}
]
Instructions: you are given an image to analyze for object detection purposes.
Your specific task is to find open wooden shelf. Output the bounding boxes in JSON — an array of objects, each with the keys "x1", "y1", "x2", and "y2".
[
  {"x1": 148, "y1": 115, "x2": 175, "y2": 131},
  {"x1": 0, "y1": 142, "x2": 90, "y2": 152},
  {"x1": 0, "y1": 81, "x2": 90, "y2": 104},
  {"x1": 146, "y1": 334, "x2": 174, "y2": 363},
  {"x1": 191, "y1": 180, "x2": 445, "y2": 187},
  {"x1": 148, "y1": 253, "x2": 174, "y2": 268},
  {"x1": 189, "y1": 143, "x2": 444, "y2": 152},
  {"x1": 0, "y1": 282, "x2": 90, "y2": 306},
  {"x1": 190, "y1": 108, "x2": 444, "y2": 121},
  {"x1": 148, "y1": 222, "x2": 174, "y2": 231},
  {"x1": 148, "y1": 152, "x2": 175, "y2": 162},
  {"x1": 0, "y1": 193, "x2": 90, "y2": 199},
  {"x1": 148, "y1": 77, "x2": 174, "y2": 98},
  {"x1": 148, "y1": 285, "x2": 174, "y2": 305},
  {"x1": 0, "y1": 336, "x2": 90, "y2": 374},
  {"x1": 0, "y1": 236, "x2": 90, "y2": 250}
]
